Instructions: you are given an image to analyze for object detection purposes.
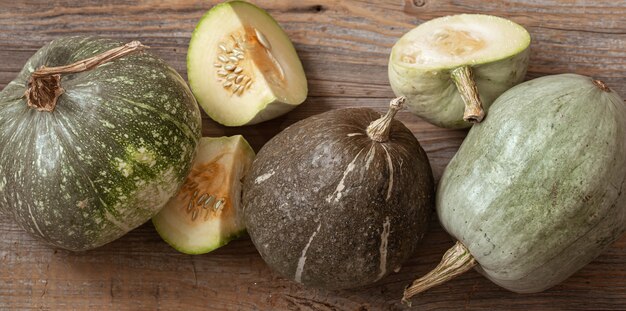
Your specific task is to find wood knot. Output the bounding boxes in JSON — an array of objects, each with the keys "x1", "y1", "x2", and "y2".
[{"x1": 311, "y1": 4, "x2": 325, "y2": 13}]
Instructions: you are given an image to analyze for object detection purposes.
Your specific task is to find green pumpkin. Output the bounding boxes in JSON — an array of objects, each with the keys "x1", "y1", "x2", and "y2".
[
  {"x1": 403, "y1": 74, "x2": 625, "y2": 302},
  {"x1": 0, "y1": 37, "x2": 201, "y2": 251}
]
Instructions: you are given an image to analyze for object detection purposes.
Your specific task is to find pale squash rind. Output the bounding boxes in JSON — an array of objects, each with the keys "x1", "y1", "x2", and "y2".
[{"x1": 437, "y1": 74, "x2": 626, "y2": 292}]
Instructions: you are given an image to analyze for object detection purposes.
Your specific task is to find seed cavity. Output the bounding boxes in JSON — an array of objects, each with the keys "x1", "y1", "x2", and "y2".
[
  {"x1": 185, "y1": 192, "x2": 226, "y2": 222},
  {"x1": 215, "y1": 32, "x2": 255, "y2": 96},
  {"x1": 254, "y1": 28, "x2": 285, "y2": 80}
]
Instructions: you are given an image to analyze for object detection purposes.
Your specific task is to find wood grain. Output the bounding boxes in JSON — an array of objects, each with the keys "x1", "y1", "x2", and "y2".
[{"x1": 0, "y1": 0, "x2": 624, "y2": 310}]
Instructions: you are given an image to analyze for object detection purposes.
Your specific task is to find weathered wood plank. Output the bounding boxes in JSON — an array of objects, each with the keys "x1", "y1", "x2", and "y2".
[
  {"x1": 0, "y1": 0, "x2": 624, "y2": 96},
  {"x1": 0, "y1": 0, "x2": 625, "y2": 310}
]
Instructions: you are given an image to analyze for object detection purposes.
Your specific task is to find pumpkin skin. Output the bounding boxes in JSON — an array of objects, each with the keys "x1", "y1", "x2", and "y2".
[
  {"x1": 437, "y1": 74, "x2": 626, "y2": 293},
  {"x1": 0, "y1": 37, "x2": 201, "y2": 251},
  {"x1": 243, "y1": 106, "x2": 434, "y2": 290}
]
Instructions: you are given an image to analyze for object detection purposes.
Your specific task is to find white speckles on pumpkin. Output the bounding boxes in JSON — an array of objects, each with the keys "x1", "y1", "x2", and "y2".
[
  {"x1": 115, "y1": 158, "x2": 133, "y2": 177},
  {"x1": 101, "y1": 120, "x2": 116, "y2": 129},
  {"x1": 132, "y1": 147, "x2": 156, "y2": 167},
  {"x1": 76, "y1": 199, "x2": 89, "y2": 209},
  {"x1": 255, "y1": 170, "x2": 275, "y2": 184}
]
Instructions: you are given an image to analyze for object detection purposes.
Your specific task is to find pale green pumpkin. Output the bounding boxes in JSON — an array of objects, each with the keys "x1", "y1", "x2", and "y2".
[{"x1": 404, "y1": 74, "x2": 626, "y2": 302}]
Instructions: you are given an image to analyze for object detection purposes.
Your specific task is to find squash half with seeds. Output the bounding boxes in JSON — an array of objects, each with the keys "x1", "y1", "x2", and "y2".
[
  {"x1": 152, "y1": 136, "x2": 255, "y2": 254},
  {"x1": 187, "y1": 1, "x2": 308, "y2": 126},
  {"x1": 389, "y1": 14, "x2": 530, "y2": 128}
]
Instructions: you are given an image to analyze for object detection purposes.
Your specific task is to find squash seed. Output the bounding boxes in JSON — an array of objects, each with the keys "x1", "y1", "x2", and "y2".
[
  {"x1": 202, "y1": 195, "x2": 215, "y2": 208},
  {"x1": 216, "y1": 32, "x2": 254, "y2": 94},
  {"x1": 255, "y1": 28, "x2": 271, "y2": 50},
  {"x1": 197, "y1": 193, "x2": 208, "y2": 205},
  {"x1": 214, "y1": 199, "x2": 225, "y2": 211}
]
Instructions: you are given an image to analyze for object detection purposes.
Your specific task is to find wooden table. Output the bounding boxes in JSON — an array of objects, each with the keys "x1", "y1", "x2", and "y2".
[{"x1": 1, "y1": 1, "x2": 624, "y2": 310}]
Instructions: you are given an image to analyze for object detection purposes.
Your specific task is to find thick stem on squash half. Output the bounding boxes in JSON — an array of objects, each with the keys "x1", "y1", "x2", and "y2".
[
  {"x1": 366, "y1": 96, "x2": 406, "y2": 143},
  {"x1": 402, "y1": 241, "x2": 477, "y2": 306},
  {"x1": 451, "y1": 65, "x2": 485, "y2": 123},
  {"x1": 25, "y1": 41, "x2": 148, "y2": 112}
]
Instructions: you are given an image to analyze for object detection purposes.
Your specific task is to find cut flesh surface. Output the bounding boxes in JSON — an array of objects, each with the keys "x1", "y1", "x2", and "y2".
[
  {"x1": 187, "y1": 1, "x2": 307, "y2": 126},
  {"x1": 392, "y1": 14, "x2": 530, "y2": 70},
  {"x1": 152, "y1": 136, "x2": 255, "y2": 254}
]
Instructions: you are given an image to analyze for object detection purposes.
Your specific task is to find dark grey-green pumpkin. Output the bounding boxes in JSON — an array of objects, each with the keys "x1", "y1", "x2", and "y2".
[
  {"x1": 243, "y1": 107, "x2": 434, "y2": 289},
  {"x1": 0, "y1": 37, "x2": 201, "y2": 251},
  {"x1": 437, "y1": 74, "x2": 626, "y2": 293}
]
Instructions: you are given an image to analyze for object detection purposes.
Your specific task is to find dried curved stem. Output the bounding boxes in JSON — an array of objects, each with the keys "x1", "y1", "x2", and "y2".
[
  {"x1": 402, "y1": 241, "x2": 477, "y2": 306},
  {"x1": 25, "y1": 41, "x2": 147, "y2": 112},
  {"x1": 451, "y1": 65, "x2": 485, "y2": 123},
  {"x1": 592, "y1": 79, "x2": 611, "y2": 93},
  {"x1": 366, "y1": 96, "x2": 406, "y2": 142}
]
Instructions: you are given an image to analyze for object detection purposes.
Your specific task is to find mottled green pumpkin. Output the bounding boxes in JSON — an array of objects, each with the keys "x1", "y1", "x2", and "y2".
[
  {"x1": 0, "y1": 37, "x2": 201, "y2": 251},
  {"x1": 404, "y1": 74, "x2": 626, "y2": 301}
]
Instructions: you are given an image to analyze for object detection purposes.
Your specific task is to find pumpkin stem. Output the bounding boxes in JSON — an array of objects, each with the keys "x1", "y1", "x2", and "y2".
[
  {"x1": 451, "y1": 65, "x2": 485, "y2": 123},
  {"x1": 25, "y1": 41, "x2": 148, "y2": 112},
  {"x1": 592, "y1": 79, "x2": 611, "y2": 92},
  {"x1": 366, "y1": 96, "x2": 405, "y2": 143},
  {"x1": 402, "y1": 241, "x2": 476, "y2": 306}
]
